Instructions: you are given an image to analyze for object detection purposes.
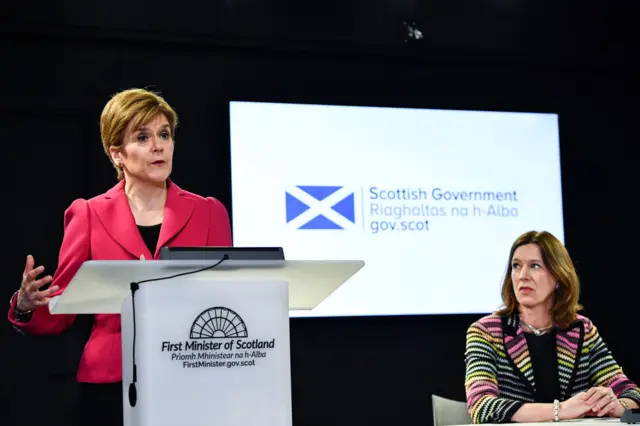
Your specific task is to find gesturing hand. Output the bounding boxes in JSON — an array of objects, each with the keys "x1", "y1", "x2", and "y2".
[
  {"x1": 582, "y1": 386, "x2": 623, "y2": 418},
  {"x1": 16, "y1": 254, "x2": 57, "y2": 312}
]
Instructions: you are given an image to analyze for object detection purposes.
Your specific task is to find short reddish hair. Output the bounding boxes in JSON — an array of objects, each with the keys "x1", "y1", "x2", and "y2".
[{"x1": 100, "y1": 88, "x2": 178, "y2": 180}]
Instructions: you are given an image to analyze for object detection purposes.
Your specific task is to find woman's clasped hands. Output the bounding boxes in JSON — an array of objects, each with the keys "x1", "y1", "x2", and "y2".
[
  {"x1": 561, "y1": 387, "x2": 623, "y2": 420},
  {"x1": 582, "y1": 386, "x2": 624, "y2": 418}
]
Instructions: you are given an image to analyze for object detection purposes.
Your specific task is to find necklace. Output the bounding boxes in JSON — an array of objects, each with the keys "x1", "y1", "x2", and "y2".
[{"x1": 520, "y1": 319, "x2": 553, "y2": 336}]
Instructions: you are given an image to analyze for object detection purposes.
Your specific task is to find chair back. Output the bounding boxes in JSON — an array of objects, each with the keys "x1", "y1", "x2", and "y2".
[{"x1": 431, "y1": 395, "x2": 472, "y2": 426}]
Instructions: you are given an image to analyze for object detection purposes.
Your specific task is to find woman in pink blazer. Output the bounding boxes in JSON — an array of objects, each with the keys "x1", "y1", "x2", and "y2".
[{"x1": 7, "y1": 88, "x2": 232, "y2": 426}]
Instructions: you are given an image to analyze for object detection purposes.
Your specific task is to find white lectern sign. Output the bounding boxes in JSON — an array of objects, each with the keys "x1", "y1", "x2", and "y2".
[
  {"x1": 49, "y1": 259, "x2": 365, "y2": 426},
  {"x1": 121, "y1": 278, "x2": 291, "y2": 426}
]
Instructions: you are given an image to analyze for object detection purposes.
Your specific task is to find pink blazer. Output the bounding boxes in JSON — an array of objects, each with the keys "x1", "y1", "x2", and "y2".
[{"x1": 8, "y1": 179, "x2": 232, "y2": 383}]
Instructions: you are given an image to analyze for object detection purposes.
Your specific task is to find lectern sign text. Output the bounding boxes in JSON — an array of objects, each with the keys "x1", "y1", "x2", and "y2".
[
  {"x1": 159, "y1": 306, "x2": 278, "y2": 369},
  {"x1": 121, "y1": 279, "x2": 292, "y2": 426}
]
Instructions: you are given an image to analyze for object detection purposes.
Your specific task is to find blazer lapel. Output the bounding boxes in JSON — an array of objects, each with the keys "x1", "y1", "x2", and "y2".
[
  {"x1": 502, "y1": 314, "x2": 536, "y2": 393},
  {"x1": 93, "y1": 180, "x2": 152, "y2": 259},
  {"x1": 556, "y1": 320, "x2": 584, "y2": 400},
  {"x1": 155, "y1": 180, "x2": 196, "y2": 257}
]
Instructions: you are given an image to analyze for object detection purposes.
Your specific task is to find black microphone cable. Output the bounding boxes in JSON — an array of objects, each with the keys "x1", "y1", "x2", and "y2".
[{"x1": 128, "y1": 255, "x2": 229, "y2": 407}]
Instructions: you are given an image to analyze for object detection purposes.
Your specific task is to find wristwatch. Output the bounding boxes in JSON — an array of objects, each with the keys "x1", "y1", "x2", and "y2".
[
  {"x1": 10, "y1": 290, "x2": 33, "y2": 323},
  {"x1": 620, "y1": 399, "x2": 630, "y2": 410}
]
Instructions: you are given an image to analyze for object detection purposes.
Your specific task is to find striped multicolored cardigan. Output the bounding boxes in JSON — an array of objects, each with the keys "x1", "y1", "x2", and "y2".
[{"x1": 465, "y1": 313, "x2": 640, "y2": 424}]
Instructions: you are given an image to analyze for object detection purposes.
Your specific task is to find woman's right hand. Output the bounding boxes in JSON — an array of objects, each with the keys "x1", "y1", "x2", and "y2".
[
  {"x1": 560, "y1": 392, "x2": 594, "y2": 420},
  {"x1": 16, "y1": 254, "x2": 57, "y2": 312}
]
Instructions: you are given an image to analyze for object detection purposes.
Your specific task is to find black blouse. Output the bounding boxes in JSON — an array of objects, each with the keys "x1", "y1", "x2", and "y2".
[
  {"x1": 525, "y1": 329, "x2": 561, "y2": 403},
  {"x1": 137, "y1": 223, "x2": 162, "y2": 255}
]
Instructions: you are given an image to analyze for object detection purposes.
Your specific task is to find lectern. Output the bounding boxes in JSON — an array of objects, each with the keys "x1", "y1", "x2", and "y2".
[{"x1": 49, "y1": 248, "x2": 364, "y2": 426}]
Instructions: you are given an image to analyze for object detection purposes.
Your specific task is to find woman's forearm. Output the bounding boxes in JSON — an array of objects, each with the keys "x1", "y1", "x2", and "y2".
[
  {"x1": 621, "y1": 398, "x2": 639, "y2": 409},
  {"x1": 511, "y1": 403, "x2": 556, "y2": 423}
]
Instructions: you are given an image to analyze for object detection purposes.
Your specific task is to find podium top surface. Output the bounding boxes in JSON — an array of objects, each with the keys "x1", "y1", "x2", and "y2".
[{"x1": 49, "y1": 259, "x2": 364, "y2": 315}]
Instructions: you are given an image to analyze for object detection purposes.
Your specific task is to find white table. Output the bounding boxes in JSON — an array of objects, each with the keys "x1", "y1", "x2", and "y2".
[{"x1": 456, "y1": 419, "x2": 622, "y2": 426}]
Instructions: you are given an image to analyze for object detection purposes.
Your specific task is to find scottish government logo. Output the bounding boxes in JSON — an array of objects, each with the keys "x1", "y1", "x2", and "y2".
[
  {"x1": 285, "y1": 185, "x2": 355, "y2": 229},
  {"x1": 284, "y1": 184, "x2": 522, "y2": 234},
  {"x1": 160, "y1": 307, "x2": 276, "y2": 369}
]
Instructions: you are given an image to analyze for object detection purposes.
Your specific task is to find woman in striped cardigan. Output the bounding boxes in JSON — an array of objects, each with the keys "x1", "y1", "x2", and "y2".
[{"x1": 465, "y1": 230, "x2": 640, "y2": 423}]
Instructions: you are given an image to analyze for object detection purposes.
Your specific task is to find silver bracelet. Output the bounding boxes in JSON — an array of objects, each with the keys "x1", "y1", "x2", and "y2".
[{"x1": 553, "y1": 399, "x2": 560, "y2": 422}]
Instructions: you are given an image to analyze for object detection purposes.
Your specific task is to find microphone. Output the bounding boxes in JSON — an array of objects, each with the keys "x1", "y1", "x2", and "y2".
[{"x1": 127, "y1": 255, "x2": 229, "y2": 407}]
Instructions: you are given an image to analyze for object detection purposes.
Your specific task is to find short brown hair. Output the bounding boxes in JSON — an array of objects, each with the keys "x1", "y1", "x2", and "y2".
[
  {"x1": 100, "y1": 88, "x2": 178, "y2": 180},
  {"x1": 496, "y1": 230, "x2": 582, "y2": 328}
]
